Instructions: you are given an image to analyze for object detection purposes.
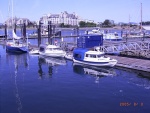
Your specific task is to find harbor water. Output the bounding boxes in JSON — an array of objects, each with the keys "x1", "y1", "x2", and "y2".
[{"x1": 0, "y1": 29, "x2": 150, "y2": 113}]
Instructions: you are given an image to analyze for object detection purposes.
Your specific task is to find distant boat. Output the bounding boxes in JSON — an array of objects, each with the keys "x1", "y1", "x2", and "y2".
[
  {"x1": 39, "y1": 44, "x2": 66, "y2": 57},
  {"x1": 73, "y1": 48, "x2": 117, "y2": 67},
  {"x1": 87, "y1": 28, "x2": 122, "y2": 41},
  {"x1": 102, "y1": 32, "x2": 122, "y2": 41}
]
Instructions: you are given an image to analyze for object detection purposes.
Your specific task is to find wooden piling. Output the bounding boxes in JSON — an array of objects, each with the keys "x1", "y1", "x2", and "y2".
[
  {"x1": 5, "y1": 24, "x2": 7, "y2": 40},
  {"x1": 38, "y1": 21, "x2": 41, "y2": 47},
  {"x1": 14, "y1": 23, "x2": 16, "y2": 33},
  {"x1": 23, "y1": 23, "x2": 26, "y2": 42}
]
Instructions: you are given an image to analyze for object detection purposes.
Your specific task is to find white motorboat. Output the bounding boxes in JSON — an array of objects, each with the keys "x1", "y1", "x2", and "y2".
[
  {"x1": 87, "y1": 28, "x2": 122, "y2": 41},
  {"x1": 73, "y1": 48, "x2": 117, "y2": 67},
  {"x1": 103, "y1": 32, "x2": 122, "y2": 41},
  {"x1": 87, "y1": 28, "x2": 104, "y2": 34},
  {"x1": 39, "y1": 44, "x2": 66, "y2": 57}
]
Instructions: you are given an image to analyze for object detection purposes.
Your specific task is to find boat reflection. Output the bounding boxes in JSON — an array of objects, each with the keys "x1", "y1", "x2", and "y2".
[
  {"x1": 73, "y1": 63, "x2": 116, "y2": 83},
  {"x1": 38, "y1": 55, "x2": 67, "y2": 78},
  {"x1": 38, "y1": 55, "x2": 67, "y2": 66},
  {"x1": 6, "y1": 53, "x2": 29, "y2": 113},
  {"x1": 6, "y1": 53, "x2": 29, "y2": 70}
]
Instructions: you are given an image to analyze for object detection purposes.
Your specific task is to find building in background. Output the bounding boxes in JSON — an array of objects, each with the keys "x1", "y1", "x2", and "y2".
[
  {"x1": 40, "y1": 11, "x2": 81, "y2": 27},
  {"x1": 5, "y1": 17, "x2": 30, "y2": 26}
]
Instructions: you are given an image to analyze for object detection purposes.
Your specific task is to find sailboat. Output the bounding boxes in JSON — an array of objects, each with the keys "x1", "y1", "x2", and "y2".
[{"x1": 6, "y1": 0, "x2": 28, "y2": 53}]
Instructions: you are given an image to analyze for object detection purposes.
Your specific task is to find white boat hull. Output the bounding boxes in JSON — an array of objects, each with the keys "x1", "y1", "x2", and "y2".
[
  {"x1": 39, "y1": 52, "x2": 66, "y2": 57},
  {"x1": 65, "y1": 54, "x2": 73, "y2": 60},
  {"x1": 73, "y1": 58, "x2": 117, "y2": 67}
]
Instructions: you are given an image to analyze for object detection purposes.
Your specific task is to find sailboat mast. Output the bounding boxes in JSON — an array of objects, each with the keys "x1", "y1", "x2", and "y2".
[
  {"x1": 11, "y1": 0, "x2": 13, "y2": 29},
  {"x1": 11, "y1": 0, "x2": 14, "y2": 42},
  {"x1": 140, "y1": 3, "x2": 142, "y2": 32}
]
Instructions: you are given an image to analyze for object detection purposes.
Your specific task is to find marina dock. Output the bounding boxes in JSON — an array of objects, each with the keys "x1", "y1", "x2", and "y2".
[{"x1": 107, "y1": 55, "x2": 150, "y2": 73}]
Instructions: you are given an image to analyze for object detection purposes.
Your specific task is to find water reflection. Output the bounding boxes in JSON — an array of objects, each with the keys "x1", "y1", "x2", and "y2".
[
  {"x1": 6, "y1": 53, "x2": 29, "y2": 113},
  {"x1": 6, "y1": 53, "x2": 29, "y2": 70},
  {"x1": 38, "y1": 55, "x2": 66, "y2": 78},
  {"x1": 73, "y1": 63, "x2": 116, "y2": 83},
  {"x1": 118, "y1": 68, "x2": 150, "y2": 90}
]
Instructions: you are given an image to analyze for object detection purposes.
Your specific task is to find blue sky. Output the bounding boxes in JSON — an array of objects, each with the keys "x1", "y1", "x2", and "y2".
[{"x1": 0, "y1": 0, "x2": 150, "y2": 23}]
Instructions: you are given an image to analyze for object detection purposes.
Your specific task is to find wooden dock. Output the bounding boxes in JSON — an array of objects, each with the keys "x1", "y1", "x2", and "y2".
[{"x1": 107, "y1": 55, "x2": 150, "y2": 73}]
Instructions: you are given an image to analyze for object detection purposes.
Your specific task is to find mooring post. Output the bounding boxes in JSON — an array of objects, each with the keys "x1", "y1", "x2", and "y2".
[
  {"x1": 38, "y1": 21, "x2": 41, "y2": 47},
  {"x1": 53, "y1": 25, "x2": 55, "y2": 34},
  {"x1": 5, "y1": 24, "x2": 7, "y2": 40},
  {"x1": 23, "y1": 23, "x2": 26, "y2": 42},
  {"x1": 76, "y1": 26, "x2": 79, "y2": 36},
  {"x1": 14, "y1": 22, "x2": 16, "y2": 33},
  {"x1": 50, "y1": 21, "x2": 52, "y2": 45},
  {"x1": 48, "y1": 21, "x2": 50, "y2": 44}
]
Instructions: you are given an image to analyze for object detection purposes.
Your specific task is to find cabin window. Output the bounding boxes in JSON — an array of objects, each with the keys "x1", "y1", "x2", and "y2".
[
  {"x1": 115, "y1": 34, "x2": 118, "y2": 36},
  {"x1": 85, "y1": 54, "x2": 96, "y2": 58},
  {"x1": 85, "y1": 54, "x2": 90, "y2": 57},
  {"x1": 97, "y1": 55, "x2": 102, "y2": 58},
  {"x1": 90, "y1": 55, "x2": 96, "y2": 58},
  {"x1": 39, "y1": 47, "x2": 45, "y2": 52},
  {"x1": 53, "y1": 48, "x2": 61, "y2": 50}
]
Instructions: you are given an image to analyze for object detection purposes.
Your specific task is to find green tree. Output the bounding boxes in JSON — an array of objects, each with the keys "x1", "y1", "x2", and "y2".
[
  {"x1": 79, "y1": 21, "x2": 86, "y2": 27},
  {"x1": 102, "y1": 19, "x2": 111, "y2": 27}
]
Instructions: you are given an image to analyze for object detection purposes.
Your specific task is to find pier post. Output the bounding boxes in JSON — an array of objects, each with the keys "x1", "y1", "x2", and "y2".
[
  {"x1": 23, "y1": 23, "x2": 26, "y2": 42},
  {"x1": 53, "y1": 25, "x2": 55, "y2": 34},
  {"x1": 76, "y1": 26, "x2": 79, "y2": 36},
  {"x1": 38, "y1": 21, "x2": 41, "y2": 47},
  {"x1": 121, "y1": 30, "x2": 123, "y2": 37},
  {"x1": 5, "y1": 24, "x2": 7, "y2": 40},
  {"x1": 14, "y1": 23, "x2": 16, "y2": 33},
  {"x1": 48, "y1": 21, "x2": 50, "y2": 44},
  {"x1": 48, "y1": 21, "x2": 52, "y2": 45}
]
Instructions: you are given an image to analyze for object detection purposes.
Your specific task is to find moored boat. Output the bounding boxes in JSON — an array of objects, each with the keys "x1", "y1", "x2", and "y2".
[
  {"x1": 39, "y1": 44, "x2": 66, "y2": 57},
  {"x1": 6, "y1": 30, "x2": 28, "y2": 53},
  {"x1": 73, "y1": 48, "x2": 117, "y2": 67}
]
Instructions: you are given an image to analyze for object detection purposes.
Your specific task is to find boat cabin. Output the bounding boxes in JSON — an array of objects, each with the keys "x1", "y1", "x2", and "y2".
[
  {"x1": 39, "y1": 44, "x2": 61, "y2": 52},
  {"x1": 73, "y1": 48, "x2": 105, "y2": 61}
]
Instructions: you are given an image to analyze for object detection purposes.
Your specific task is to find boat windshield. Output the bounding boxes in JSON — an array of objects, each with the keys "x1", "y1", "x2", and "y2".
[
  {"x1": 97, "y1": 54, "x2": 105, "y2": 58},
  {"x1": 85, "y1": 54, "x2": 105, "y2": 58},
  {"x1": 114, "y1": 34, "x2": 118, "y2": 36},
  {"x1": 53, "y1": 48, "x2": 61, "y2": 50}
]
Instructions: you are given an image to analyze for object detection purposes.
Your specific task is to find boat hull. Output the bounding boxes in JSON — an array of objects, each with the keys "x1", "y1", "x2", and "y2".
[
  {"x1": 6, "y1": 45, "x2": 28, "y2": 53},
  {"x1": 73, "y1": 58, "x2": 117, "y2": 67},
  {"x1": 39, "y1": 52, "x2": 66, "y2": 58}
]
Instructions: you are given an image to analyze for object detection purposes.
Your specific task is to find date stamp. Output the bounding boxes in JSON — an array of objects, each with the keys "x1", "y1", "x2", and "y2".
[{"x1": 120, "y1": 102, "x2": 144, "y2": 107}]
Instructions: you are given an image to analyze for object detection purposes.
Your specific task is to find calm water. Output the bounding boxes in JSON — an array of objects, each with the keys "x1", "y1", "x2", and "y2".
[{"x1": 0, "y1": 30, "x2": 150, "y2": 113}]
